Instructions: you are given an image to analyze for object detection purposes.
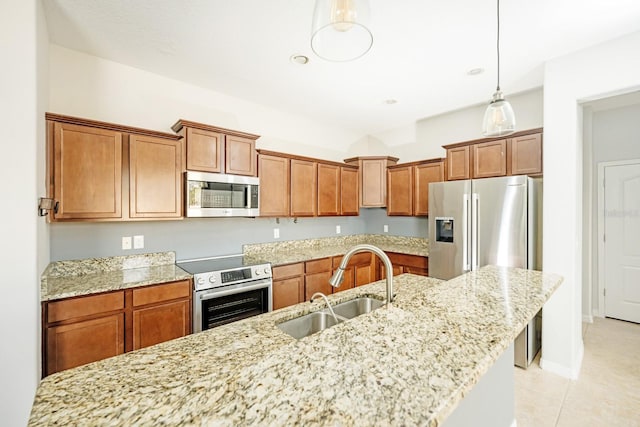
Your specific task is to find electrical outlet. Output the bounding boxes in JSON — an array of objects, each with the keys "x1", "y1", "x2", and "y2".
[
  {"x1": 133, "y1": 235, "x2": 144, "y2": 249},
  {"x1": 336, "y1": 225, "x2": 341, "y2": 234},
  {"x1": 122, "y1": 236, "x2": 132, "y2": 250},
  {"x1": 383, "y1": 225, "x2": 389, "y2": 233},
  {"x1": 273, "y1": 228, "x2": 280, "y2": 239}
]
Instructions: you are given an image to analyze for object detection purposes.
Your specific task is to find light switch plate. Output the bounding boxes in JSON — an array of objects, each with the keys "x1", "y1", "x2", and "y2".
[
  {"x1": 133, "y1": 235, "x2": 144, "y2": 249},
  {"x1": 122, "y1": 236, "x2": 132, "y2": 250}
]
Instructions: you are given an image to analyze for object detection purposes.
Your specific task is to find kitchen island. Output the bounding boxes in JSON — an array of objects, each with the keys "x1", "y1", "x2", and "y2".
[{"x1": 29, "y1": 266, "x2": 562, "y2": 426}]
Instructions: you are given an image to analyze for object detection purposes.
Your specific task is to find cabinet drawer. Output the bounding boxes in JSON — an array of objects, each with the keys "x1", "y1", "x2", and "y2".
[
  {"x1": 272, "y1": 263, "x2": 304, "y2": 280},
  {"x1": 132, "y1": 280, "x2": 191, "y2": 307},
  {"x1": 305, "y1": 257, "x2": 332, "y2": 274},
  {"x1": 387, "y1": 253, "x2": 429, "y2": 269},
  {"x1": 47, "y1": 291, "x2": 125, "y2": 323},
  {"x1": 332, "y1": 252, "x2": 372, "y2": 268}
]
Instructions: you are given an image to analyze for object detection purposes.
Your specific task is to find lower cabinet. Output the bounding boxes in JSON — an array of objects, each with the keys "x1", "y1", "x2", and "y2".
[
  {"x1": 332, "y1": 252, "x2": 375, "y2": 288},
  {"x1": 272, "y1": 263, "x2": 305, "y2": 310},
  {"x1": 304, "y1": 258, "x2": 333, "y2": 301},
  {"x1": 43, "y1": 280, "x2": 191, "y2": 376},
  {"x1": 377, "y1": 253, "x2": 429, "y2": 279}
]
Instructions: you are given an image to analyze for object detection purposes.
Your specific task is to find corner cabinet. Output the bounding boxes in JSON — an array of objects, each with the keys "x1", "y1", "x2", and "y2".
[
  {"x1": 46, "y1": 113, "x2": 185, "y2": 222},
  {"x1": 172, "y1": 119, "x2": 258, "y2": 176},
  {"x1": 344, "y1": 156, "x2": 399, "y2": 208},
  {"x1": 444, "y1": 128, "x2": 542, "y2": 181},
  {"x1": 43, "y1": 280, "x2": 192, "y2": 377}
]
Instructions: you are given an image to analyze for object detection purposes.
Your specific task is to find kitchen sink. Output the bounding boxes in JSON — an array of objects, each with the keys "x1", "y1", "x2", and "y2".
[
  {"x1": 277, "y1": 297, "x2": 385, "y2": 339},
  {"x1": 332, "y1": 297, "x2": 385, "y2": 319}
]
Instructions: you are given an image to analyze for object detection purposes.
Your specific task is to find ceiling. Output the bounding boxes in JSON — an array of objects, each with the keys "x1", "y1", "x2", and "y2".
[{"x1": 43, "y1": 0, "x2": 640, "y2": 136}]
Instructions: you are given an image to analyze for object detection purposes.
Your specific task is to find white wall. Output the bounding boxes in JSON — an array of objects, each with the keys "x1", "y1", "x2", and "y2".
[
  {"x1": 0, "y1": 0, "x2": 48, "y2": 424},
  {"x1": 364, "y1": 88, "x2": 543, "y2": 163},
  {"x1": 541, "y1": 30, "x2": 640, "y2": 379},
  {"x1": 49, "y1": 45, "x2": 362, "y2": 163}
]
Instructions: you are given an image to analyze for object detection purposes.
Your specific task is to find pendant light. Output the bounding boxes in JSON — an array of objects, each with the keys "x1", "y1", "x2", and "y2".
[
  {"x1": 311, "y1": 0, "x2": 373, "y2": 62},
  {"x1": 482, "y1": 0, "x2": 516, "y2": 136}
]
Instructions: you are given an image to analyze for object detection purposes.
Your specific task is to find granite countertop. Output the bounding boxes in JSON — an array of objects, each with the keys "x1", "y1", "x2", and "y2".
[
  {"x1": 41, "y1": 252, "x2": 192, "y2": 301},
  {"x1": 29, "y1": 266, "x2": 563, "y2": 426},
  {"x1": 244, "y1": 234, "x2": 429, "y2": 266}
]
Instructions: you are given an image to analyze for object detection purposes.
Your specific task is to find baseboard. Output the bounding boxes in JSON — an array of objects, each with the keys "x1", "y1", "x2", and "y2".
[
  {"x1": 582, "y1": 314, "x2": 593, "y2": 323},
  {"x1": 540, "y1": 342, "x2": 584, "y2": 380}
]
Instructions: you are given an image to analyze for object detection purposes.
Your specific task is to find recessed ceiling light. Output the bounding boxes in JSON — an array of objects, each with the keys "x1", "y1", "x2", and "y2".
[
  {"x1": 383, "y1": 99, "x2": 398, "y2": 105},
  {"x1": 290, "y1": 55, "x2": 309, "y2": 65},
  {"x1": 467, "y1": 68, "x2": 485, "y2": 76}
]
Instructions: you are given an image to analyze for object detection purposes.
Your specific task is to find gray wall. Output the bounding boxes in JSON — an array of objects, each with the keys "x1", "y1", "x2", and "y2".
[{"x1": 50, "y1": 210, "x2": 426, "y2": 261}]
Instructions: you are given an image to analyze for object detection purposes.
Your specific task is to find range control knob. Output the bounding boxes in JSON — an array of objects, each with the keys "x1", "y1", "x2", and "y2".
[
  {"x1": 264, "y1": 267, "x2": 270, "y2": 275},
  {"x1": 196, "y1": 277, "x2": 205, "y2": 285},
  {"x1": 255, "y1": 269, "x2": 262, "y2": 276},
  {"x1": 209, "y1": 276, "x2": 216, "y2": 283}
]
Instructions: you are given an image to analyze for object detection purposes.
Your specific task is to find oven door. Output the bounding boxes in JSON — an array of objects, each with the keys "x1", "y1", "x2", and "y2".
[{"x1": 194, "y1": 278, "x2": 272, "y2": 333}]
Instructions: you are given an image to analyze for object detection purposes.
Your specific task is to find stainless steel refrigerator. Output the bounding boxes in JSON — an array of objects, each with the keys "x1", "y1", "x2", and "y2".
[{"x1": 428, "y1": 175, "x2": 543, "y2": 368}]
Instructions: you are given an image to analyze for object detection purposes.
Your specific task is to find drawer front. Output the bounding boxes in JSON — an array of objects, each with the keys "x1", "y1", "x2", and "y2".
[
  {"x1": 132, "y1": 280, "x2": 191, "y2": 307},
  {"x1": 305, "y1": 257, "x2": 332, "y2": 274},
  {"x1": 47, "y1": 291, "x2": 125, "y2": 324},
  {"x1": 387, "y1": 253, "x2": 428, "y2": 269},
  {"x1": 332, "y1": 252, "x2": 372, "y2": 268},
  {"x1": 272, "y1": 263, "x2": 304, "y2": 280}
]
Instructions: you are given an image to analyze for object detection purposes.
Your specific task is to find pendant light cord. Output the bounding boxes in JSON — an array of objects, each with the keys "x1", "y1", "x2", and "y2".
[{"x1": 496, "y1": 0, "x2": 501, "y2": 91}]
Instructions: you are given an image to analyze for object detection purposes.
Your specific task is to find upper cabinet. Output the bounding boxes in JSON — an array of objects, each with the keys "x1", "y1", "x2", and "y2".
[
  {"x1": 290, "y1": 159, "x2": 317, "y2": 217},
  {"x1": 340, "y1": 166, "x2": 359, "y2": 216},
  {"x1": 172, "y1": 120, "x2": 258, "y2": 177},
  {"x1": 46, "y1": 113, "x2": 184, "y2": 222},
  {"x1": 387, "y1": 158, "x2": 445, "y2": 216},
  {"x1": 444, "y1": 128, "x2": 543, "y2": 181},
  {"x1": 258, "y1": 153, "x2": 290, "y2": 217},
  {"x1": 317, "y1": 163, "x2": 340, "y2": 216},
  {"x1": 344, "y1": 156, "x2": 398, "y2": 208}
]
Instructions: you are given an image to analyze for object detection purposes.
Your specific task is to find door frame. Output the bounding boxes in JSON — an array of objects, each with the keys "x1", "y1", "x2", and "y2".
[{"x1": 597, "y1": 158, "x2": 640, "y2": 317}]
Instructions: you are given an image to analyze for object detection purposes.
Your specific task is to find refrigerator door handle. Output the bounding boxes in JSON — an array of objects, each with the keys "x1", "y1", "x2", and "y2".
[
  {"x1": 472, "y1": 192, "x2": 479, "y2": 270},
  {"x1": 463, "y1": 194, "x2": 470, "y2": 271}
]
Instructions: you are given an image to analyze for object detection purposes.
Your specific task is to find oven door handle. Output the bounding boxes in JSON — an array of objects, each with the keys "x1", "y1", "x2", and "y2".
[{"x1": 198, "y1": 280, "x2": 272, "y2": 301}]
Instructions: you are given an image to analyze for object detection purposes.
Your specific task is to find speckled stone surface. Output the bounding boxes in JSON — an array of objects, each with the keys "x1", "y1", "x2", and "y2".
[
  {"x1": 41, "y1": 252, "x2": 191, "y2": 301},
  {"x1": 29, "y1": 266, "x2": 562, "y2": 426},
  {"x1": 244, "y1": 234, "x2": 428, "y2": 266}
]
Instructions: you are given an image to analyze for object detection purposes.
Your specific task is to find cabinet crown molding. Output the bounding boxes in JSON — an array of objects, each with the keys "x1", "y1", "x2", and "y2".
[
  {"x1": 442, "y1": 127, "x2": 542, "y2": 150},
  {"x1": 46, "y1": 113, "x2": 181, "y2": 140},
  {"x1": 172, "y1": 119, "x2": 260, "y2": 140}
]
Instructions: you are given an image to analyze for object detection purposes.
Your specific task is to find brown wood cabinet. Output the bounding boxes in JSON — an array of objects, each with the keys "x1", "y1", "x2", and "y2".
[
  {"x1": 387, "y1": 159, "x2": 445, "y2": 216},
  {"x1": 43, "y1": 279, "x2": 192, "y2": 376},
  {"x1": 272, "y1": 263, "x2": 305, "y2": 310},
  {"x1": 46, "y1": 113, "x2": 184, "y2": 222},
  {"x1": 340, "y1": 166, "x2": 359, "y2": 216},
  {"x1": 258, "y1": 153, "x2": 290, "y2": 217},
  {"x1": 444, "y1": 128, "x2": 543, "y2": 181},
  {"x1": 332, "y1": 252, "x2": 375, "y2": 289},
  {"x1": 304, "y1": 257, "x2": 333, "y2": 300},
  {"x1": 509, "y1": 133, "x2": 543, "y2": 176},
  {"x1": 49, "y1": 121, "x2": 123, "y2": 220},
  {"x1": 317, "y1": 163, "x2": 341, "y2": 216},
  {"x1": 344, "y1": 156, "x2": 399, "y2": 207},
  {"x1": 129, "y1": 134, "x2": 183, "y2": 218},
  {"x1": 291, "y1": 159, "x2": 318, "y2": 217},
  {"x1": 172, "y1": 120, "x2": 259, "y2": 176},
  {"x1": 377, "y1": 253, "x2": 429, "y2": 279}
]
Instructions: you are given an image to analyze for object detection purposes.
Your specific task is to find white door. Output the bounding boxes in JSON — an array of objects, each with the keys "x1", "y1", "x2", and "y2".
[{"x1": 603, "y1": 161, "x2": 640, "y2": 323}]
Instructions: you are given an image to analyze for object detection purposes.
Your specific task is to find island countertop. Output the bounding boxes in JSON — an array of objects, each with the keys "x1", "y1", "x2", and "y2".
[{"x1": 29, "y1": 266, "x2": 563, "y2": 426}]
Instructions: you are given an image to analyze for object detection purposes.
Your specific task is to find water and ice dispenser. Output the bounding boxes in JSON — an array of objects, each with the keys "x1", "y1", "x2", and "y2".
[{"x1": 435, "y1": 217, "x2": 454, "y2": 243}]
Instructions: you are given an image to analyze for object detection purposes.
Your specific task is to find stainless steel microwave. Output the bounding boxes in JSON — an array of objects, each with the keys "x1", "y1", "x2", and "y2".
[{"x1": 185, "y1": 171, "x2": 259, "y2": 217}]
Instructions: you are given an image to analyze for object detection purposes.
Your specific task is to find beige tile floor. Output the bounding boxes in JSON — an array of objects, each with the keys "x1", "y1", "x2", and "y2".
[{"x1": 514, "y1": 317, "x2": 640, "y2": 427}]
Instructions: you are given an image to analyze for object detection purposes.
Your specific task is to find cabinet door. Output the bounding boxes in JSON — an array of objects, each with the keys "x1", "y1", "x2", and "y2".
[
  {"x1": 354, "y1": 263, "x2": 375, "y2": 286},
  {"x1": 317, "y1": 163, "x2": 340, "y2": 216},
  {"x1": 185, "y1": 127, "x2": 223, "y2": 173},
  {"x1": 129, "y1": 135, "x2": 183, "y2": 218},
  {"x1": 291, "y1": 159, "x2": 317, "y2": 217},
  {"x1": 387, "y1": 166, "x2": 413, "y2": 216},
  {"x1": 414, "y1": 161, "x2": 445, "y2": 216},
  {"x1": 361, "y1": 159, "x2": 387, "y2": 207},
  {"x1": 472, "y1": 140, "x2": 507, "y2": 178},
  {"x1": 258, "y1": 154, "x2": 290, "y2": 217},
  {"x1": 446, "y1": 146, "x2": 470, "y2": 181},
  {"x1": 132, "y1": 300, "x2": 190, "y2": 350},
  {"x1": 340, "y1": 167, "x2": 359, "y2": 216},
  {"x1": 46, "y1": 313, "x2": 124, "y2": 375},
  {"x1": 225, "y1": 135, "x2": 257, "y2": 176},
  {"x1": 52, "y1": 122, "x2": 123, "y2": 219},
  {"x1": 510, "y1": 133, "x2": 542, "y2": 176},
  {"x1": 305, "y1": 271, "x2": 333, "y2": 301},
  {"x1": 273, "y1": 276, "x2": 304, "y2": 310}
]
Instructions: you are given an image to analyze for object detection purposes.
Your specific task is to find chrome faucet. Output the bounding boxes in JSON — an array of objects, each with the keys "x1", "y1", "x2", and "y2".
[
  {"x1": 329, "y1": 244, "x2": 395, "y2": 304},
  {"x1": 310, "y1": 292, "x2": 339, "y2": 323}
]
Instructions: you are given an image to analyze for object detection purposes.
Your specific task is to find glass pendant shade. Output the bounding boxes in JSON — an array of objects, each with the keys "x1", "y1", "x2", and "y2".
[
  {"x1": 311, "y1": 0, "x2": 373, "y2": 62},
  {"x1": 482, "y1": 90, "x2": 516, "y2": 136}
]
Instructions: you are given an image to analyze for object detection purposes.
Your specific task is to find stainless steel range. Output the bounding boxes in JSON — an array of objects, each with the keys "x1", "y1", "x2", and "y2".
[{"x1": 176, "y1": 255, "x2": 272, "y2": 333}]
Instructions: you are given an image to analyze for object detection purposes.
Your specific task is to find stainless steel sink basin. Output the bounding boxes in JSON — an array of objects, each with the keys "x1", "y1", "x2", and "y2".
[
  {"x1": 277, "y1": 297, "x2": 385, "y2": 339},
  {"x1": 277, "y1": 311, "x2": 343, "y2": 340},
  {"x1": 332, "y1": 297, "x2": 385, "y2": 319}
]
